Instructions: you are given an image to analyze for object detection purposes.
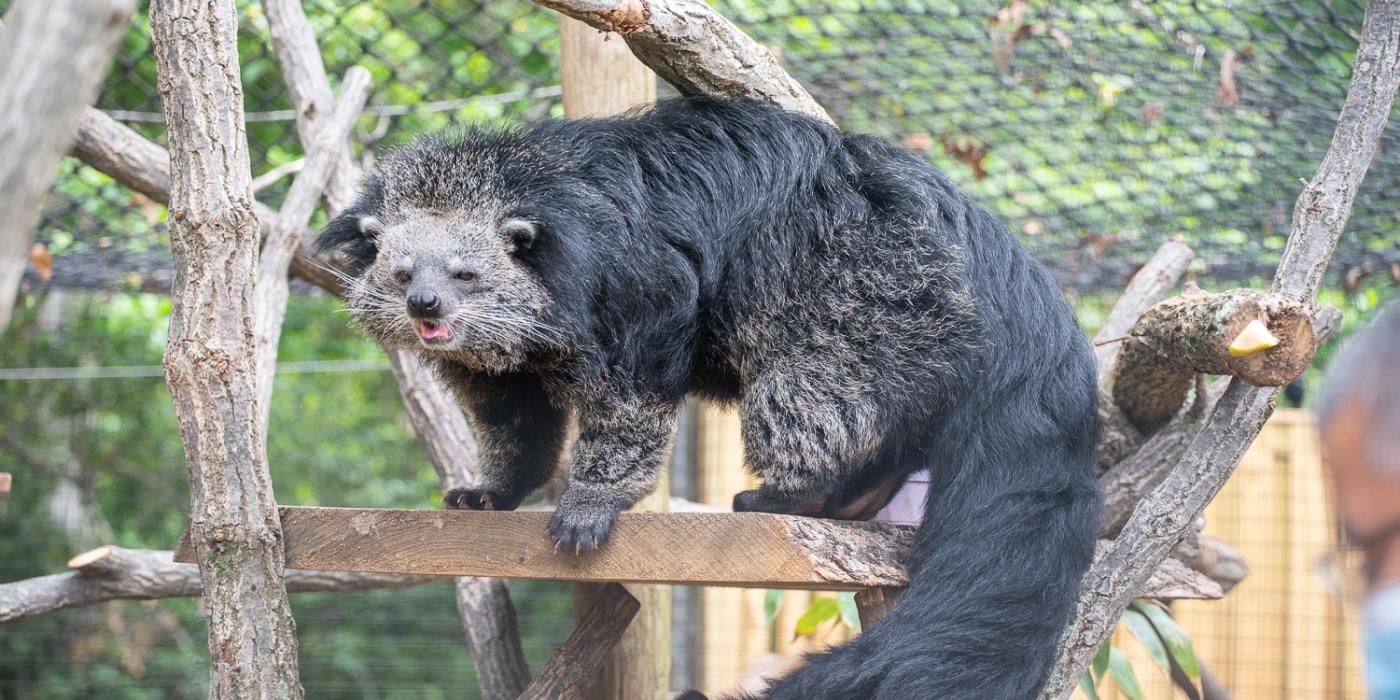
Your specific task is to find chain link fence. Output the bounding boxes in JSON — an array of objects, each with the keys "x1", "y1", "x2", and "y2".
[{"x1": 17, "y1": 0, "x2": 1400, "y2": 297}]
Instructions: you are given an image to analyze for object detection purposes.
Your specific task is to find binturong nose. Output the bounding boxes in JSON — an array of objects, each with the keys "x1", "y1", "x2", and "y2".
[{"x1": 406, "y1": 289, "x2": 442, "y2": 318}]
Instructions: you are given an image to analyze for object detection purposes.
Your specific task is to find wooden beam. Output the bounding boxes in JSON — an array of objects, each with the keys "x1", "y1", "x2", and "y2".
[
  {"x1": 172, "y1": 507, "x2": 1221, "y2": 598},
  {"x1": 520, "y1": 582, "x2": 641, "y2": 700}
]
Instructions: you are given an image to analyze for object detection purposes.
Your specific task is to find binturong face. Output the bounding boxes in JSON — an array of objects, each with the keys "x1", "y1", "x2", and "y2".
[{"x1": 331, "y1": 207, "x2": 561, "y2": 373}]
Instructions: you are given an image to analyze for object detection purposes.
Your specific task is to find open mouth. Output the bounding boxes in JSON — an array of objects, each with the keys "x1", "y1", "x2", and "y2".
[{"x1": 416, "y1": 319, "x2": 454, "y2": 343}]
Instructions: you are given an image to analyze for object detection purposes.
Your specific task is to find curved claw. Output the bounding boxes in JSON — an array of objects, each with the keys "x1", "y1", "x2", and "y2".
[{"x1": 547, "y1": 493, "x2": 624, "y2": 554}]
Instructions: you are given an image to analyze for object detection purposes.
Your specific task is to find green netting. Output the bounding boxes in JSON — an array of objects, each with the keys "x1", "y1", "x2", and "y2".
[{"x1": 18, "y1": 0, "x2": 1400, "y2": 292}]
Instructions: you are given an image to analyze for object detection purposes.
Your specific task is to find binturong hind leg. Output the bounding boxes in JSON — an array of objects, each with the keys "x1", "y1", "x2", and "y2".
[{"x1": 733, "y1": 365, "x2": 904, "y2": 518}]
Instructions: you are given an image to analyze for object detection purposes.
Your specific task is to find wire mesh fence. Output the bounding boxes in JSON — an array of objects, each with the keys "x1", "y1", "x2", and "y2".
[{"x1": 17, "y1": 0, "x2": 1400, "y2": 298}]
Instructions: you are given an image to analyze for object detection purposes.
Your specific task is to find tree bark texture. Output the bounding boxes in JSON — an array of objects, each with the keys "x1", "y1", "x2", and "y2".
[
  {"x1": 1040, "y1": 3, "x2": 1400, "y2": 695},
  {"x1": 0, "y1": 546, "x2": 437, "y2": 624},
  {"x1": 149, "y1": 1, "x2": 303, "y2": 696},
  {"x1": 520, "y1": 583, "x2": 641, "y2": 700},
  {"x1": 0, "y1": 0, "x2": 134, "y2": 330},
  {"x1": 1111, "y1": 289, "x2": 1315, "y2": 432},
  {"x1": 534, "y1": 0, "x2": 830, "y2": 122}
]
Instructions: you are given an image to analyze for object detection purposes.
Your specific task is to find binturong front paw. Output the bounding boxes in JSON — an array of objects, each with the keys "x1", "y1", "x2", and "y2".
[
  {"x1": 444, "y1": 487, "x2": 512, "y2": 511},
  {"x1": 547, "y1": 487, "x2": 630, "y2": 554}
]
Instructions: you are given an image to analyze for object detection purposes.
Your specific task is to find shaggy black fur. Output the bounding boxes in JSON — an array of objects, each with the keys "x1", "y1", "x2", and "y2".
[{"x1": 320, "y1": 96, "x2": 1101, "y2": 698}]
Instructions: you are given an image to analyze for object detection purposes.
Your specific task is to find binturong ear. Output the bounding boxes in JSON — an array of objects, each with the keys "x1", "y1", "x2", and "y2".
[
  {"x1": 501, "y1": 218, "x2": 539, "y2": 254},
  {"x1": 317, "y1": 211, "x2": 385, "y2": 276}
]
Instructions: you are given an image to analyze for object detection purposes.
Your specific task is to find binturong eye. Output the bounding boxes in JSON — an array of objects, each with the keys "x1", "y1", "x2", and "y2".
[
  {"x1": 454, "y1": 270, "x2": 478, "y2": 282},
  {"x1": 394, "y1": 269, "x2": 412, "y2": 284}
]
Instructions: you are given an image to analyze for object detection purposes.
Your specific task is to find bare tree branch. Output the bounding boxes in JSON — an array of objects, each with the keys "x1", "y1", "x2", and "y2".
[
  {"x1": 1093, "y1": 239, "x2": 1195, "y2": 381},
  {"x1": 261, "y1": 0, "x2": 361, "y2": 214},
  {"x1": 1041, "y1": 3, "x2": 1400, "y2": 695},
  {"x1": 0, "y1": 546, "x2": 438, "y2": 624},
  {"x1": 149, "y1": 0, "x2": 302, "y2": 695},
  {"x1": 253, "y1": 67, "x2": 371, "y2": 427},
  {"x1": 531, "y1": 0, "x2": 830, "y2": 122},
  {"x1": 70, "y1": 107, "x2": 345, "y2": 295},
  {"x1": 0, "y1": 0, "x2": 133, "y2": 330}
]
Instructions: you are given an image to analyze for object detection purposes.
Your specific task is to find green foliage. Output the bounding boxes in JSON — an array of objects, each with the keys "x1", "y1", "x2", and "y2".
[{"x1": 793, "y1": 597, "x2": 841, "y2": 636}]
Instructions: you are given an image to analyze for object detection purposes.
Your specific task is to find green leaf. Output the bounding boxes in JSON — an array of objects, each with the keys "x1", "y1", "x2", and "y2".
[
  {"x1": 1108, "y1": 646, "x2": 1145, "y2": 700},
  {"x1": 1121, "y1": 608, "x2": 1170, "y2": 674},
  {"x1": 794, "y1": 597, "x2": 841, "y2": 636},
  {"x1": 1135, "y1": 600, "x2": 1200, "y2": 679},
  {"x1": 764, "y1": 589, "x2": 784, "y2": 625},
  {"x1": 1092, "y1": 641, "x2": 1111, "y2": 682},
  {"x1": 1079, "y1": 671, "x2": 1101, "y2": 700},
  {"x1": 837, "y1": 592, "x2": 862, "y2": 632}
]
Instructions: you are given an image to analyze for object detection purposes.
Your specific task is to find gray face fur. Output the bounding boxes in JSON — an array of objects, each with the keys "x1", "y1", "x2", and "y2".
[{"x1": 343, "y1": 208, "x2": 558, "y2": 373}]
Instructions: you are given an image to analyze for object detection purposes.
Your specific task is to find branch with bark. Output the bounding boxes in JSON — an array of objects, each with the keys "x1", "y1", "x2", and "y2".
[
  {"x1": 0, "y1": 0, "x2": 134, "y2": 330},
  {"x1": 1111, "y1": 288, "x2": 1316, "y2": 432},
  {"x1": 252, "y1": 66, "x2": 371, "y2": 426},
  {"x1": 532, "y1": 0, "x2": 829, "y2": 122},
  {"x1": 149, "y1": 0, "x2": 302, "y2": 695},
  {"x1": 1039, "y1": 2, "x2": 1400, "y2": 695},
  {"x1": 0, "y1": 546, "x2": 438, "y2": 625}
]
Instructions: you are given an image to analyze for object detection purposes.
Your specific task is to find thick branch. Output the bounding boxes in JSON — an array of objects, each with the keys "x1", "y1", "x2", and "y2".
[
  {"x1": 531, "y1": 0, "x2": 830, "y2": 122},
  {"x1": 149, "y1": 1, "x2": 302, "y2": 695},
  {"x1": 0, "y1": 546, "x2": 437, "y2": 624},
  {"x1": 70, "y1": 107, "x2": 345, "y2": 295},
  {"x1": 519, "y1": 582, "x2": 641, "y2": 700},
  {"x1": 261, "y1": 0, "x2": 361, "y2": 214},
  {"x1": 1042, "y1": 3, "x2": 1400, "y2": 695},
  {"x1": 0, "y1": 0, "x2": 133, "y2": 330},
  {"x1": 1111, "y1": 289, "x2": 1315, "y2": 432},
  {"x1": 253, "y1": 67, "x2": 371, "y2": 427}
]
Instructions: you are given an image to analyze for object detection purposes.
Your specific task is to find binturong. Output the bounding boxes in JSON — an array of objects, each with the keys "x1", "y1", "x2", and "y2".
[{"x1": 319, "y1": 96, "x2": 1101, "y2": 699}]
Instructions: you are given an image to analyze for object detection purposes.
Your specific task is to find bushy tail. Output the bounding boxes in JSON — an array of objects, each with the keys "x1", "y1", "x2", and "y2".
[
  {"x1": 695, "y1": 366, "x2": 1101, "y2": 700},
  {"x1": 772, "y1": 404, "x2": 1098, "y2": 698}
]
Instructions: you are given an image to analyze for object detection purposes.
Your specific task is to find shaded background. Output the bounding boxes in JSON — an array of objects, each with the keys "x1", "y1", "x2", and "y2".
[{"x1": 1, "y1": 0, "x2": 1397, "y2": 697}]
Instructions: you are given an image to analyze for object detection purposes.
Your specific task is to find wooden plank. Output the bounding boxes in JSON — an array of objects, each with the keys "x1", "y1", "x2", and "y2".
[
  {"x1": 175, "y1": 506, "x2": 915, "y2": 590},
  {"x1": 173, "y1": 506, "x2": 1222, "y2": 600},
  {"x1": 519, "y1": 582, "x2": 641, "y2": 700}
]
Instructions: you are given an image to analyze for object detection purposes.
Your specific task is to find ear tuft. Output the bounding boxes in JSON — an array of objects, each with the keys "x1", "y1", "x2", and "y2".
[
  {"x1": 501, "y1": 218, "x2": 539, "y2": 253},
  {"x1": 317, "y1": 212, "x2": 382, "y2": 276}
]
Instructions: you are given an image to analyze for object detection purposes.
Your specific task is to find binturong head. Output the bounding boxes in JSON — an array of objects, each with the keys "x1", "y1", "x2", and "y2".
[{"x1": 316, "y1": 134, "x2": 577, "y2": 373}]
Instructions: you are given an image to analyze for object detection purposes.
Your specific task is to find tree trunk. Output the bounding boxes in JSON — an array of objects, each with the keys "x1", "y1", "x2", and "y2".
[
  {"x1": 0, "y1": 0, "x2": 133, "y2": 330},
  {"x1": 149, "y1": 1, "x2": 303, "y2": 696}
]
